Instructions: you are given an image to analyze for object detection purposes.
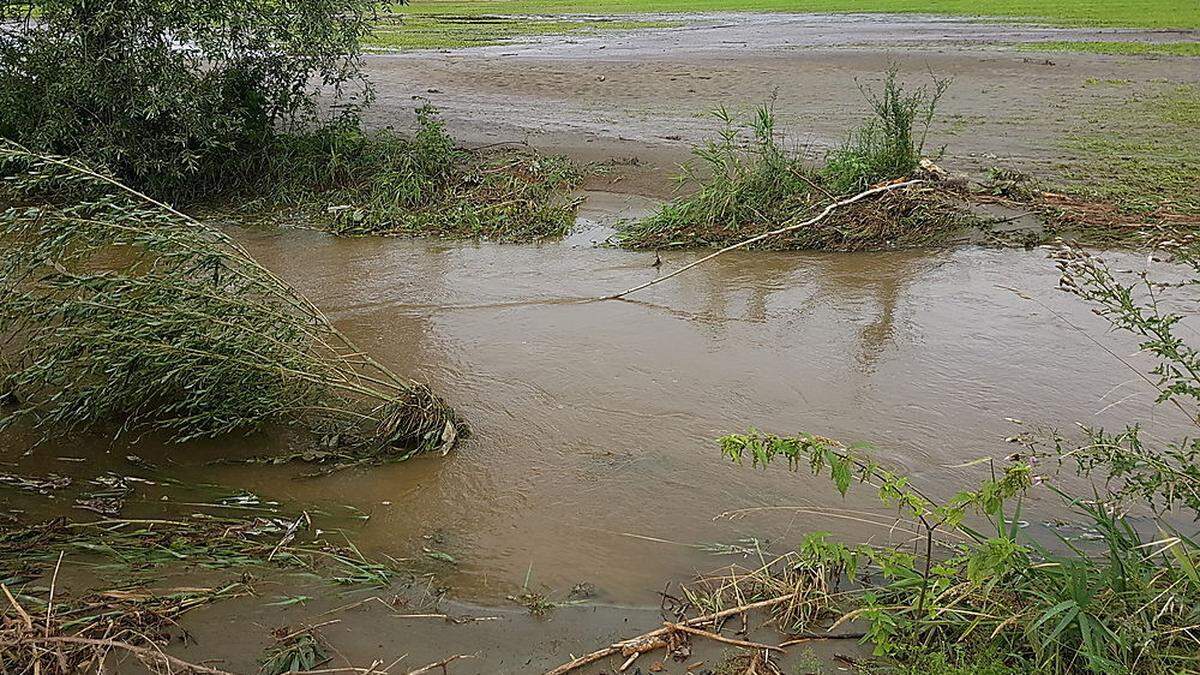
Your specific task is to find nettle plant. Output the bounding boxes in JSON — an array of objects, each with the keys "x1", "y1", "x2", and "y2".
[
  {"x1": 719, "y1": 432, "x2": 1033, "y2": 657},
  {"x1": 719, "y1": 245, "x2": 1200, "y2": 674}
]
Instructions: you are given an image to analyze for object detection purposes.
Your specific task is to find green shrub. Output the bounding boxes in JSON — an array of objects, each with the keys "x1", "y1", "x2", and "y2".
[{"x1": 0, "y1": 0, "x2": 376, "y2": 197}]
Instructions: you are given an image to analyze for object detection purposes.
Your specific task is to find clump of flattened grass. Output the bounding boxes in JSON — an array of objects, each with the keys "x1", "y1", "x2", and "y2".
[
  {"x1": 977, "y1": 165, "x2": 1200, "y2": 249},
  {"x1": 260, "y1": 625, "x2": 330, "y2": 674},
  {"x1": 0, "y1": 143, "x2": 465, "y2": 460},
  {"x1": 618, "y1": 70, "x2": 973, "y2": 252},
  {"x1": 237, "y1": 104, "x2": 583, "y2": 241}
]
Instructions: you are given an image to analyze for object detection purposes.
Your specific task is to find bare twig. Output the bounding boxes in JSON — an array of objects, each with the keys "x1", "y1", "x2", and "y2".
[
  {"x1": 404, "y1": 653, "x2": 475, "y2": 675},
  {"x1": 777, "y1": 630, "x2": 867, "y2": 647},
  {"x1": 545, "y1": 593, "x2": 798, "y2": 674}
]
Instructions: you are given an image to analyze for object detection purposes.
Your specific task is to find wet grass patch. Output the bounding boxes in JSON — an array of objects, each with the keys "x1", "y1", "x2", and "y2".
[
  {"x1": 1058, "y1": 83, "x2": 1200, "y2": 216},
  {"x1": 367, "y1": 14, "x2": 681, "y2": 50},
  {"x1": 390, "y1": 0, "x2": 1200, "y2": 30},
  {"x1": 226, "y1": 105, "x2": 584, "y2": 241},
  {"x1": 1017, "y1": 40, "x2": 1200, "y2": 57}
]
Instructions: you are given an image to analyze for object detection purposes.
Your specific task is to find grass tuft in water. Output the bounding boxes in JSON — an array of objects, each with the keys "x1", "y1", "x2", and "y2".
[
  {"x1": 230, "y1": 105, "x2": 584, "y2": 241},
  {"x1": 821, "y1": 66, "x2": 949, "y2": 194},
  {"x1": 616, "y1": 69, "x2": 976, "y2": 252}
]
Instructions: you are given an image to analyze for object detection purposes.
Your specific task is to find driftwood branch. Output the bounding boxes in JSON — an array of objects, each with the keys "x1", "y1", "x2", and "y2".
[
  {"x1": 664, "y1": 622, "x2": 783, "y2": 652},
  {"x1": 404, "y1": 653, "x2": 475, "y2": 674},
  {"x1": 778, "y1": 630, "x2": 867, "y2": 647},
  {"x1": 544, "y1": 593, "x2": 798, "y2": 675},
  {"x1": 597, "y1": 179, "x2": 923, "y2": 301}
]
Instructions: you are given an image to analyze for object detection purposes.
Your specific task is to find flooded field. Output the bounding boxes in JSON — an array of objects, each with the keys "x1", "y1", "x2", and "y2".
[{"x1": 364, "y1": 12, "x2": 1200, "y2": 198}]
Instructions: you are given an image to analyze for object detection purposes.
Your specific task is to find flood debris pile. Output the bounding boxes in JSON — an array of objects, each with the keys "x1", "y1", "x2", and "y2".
[
  {"x1": 238, "y1": 105, "x2": 584, "y2": 241},
  {"x1": 979, "y1": 167, "x2": 1200, "y2": 248},
  {"x1": 0, "y1": 143, "x2": 465, "y2": 463},
  {"x1": 618, "y1": 69, "x2": 981, "y2": 252},
  {"x1": 0, "y1": 509, "x2": 407, "y2": 674}
]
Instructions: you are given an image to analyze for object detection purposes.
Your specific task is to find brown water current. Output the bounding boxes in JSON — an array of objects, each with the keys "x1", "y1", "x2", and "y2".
[
  {"x1": 1, "y1": 192, "x2": 1192, "y2": 671},
  {"x1": 18, "y1": 192, "x2": 1185, "y2": 600}
]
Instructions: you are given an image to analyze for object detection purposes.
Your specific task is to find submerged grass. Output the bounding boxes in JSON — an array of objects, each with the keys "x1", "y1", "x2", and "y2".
[
  {"x1": 366, "y1": 14, "x2": 680, "y2": 50},
  {"x1": 1017, "y1": 41, "x2": 1200, "y2": 57},
  {"x1": 227, "y1": 105, "x2": 583, "y2": 241},
  {"x1": 617, "y1": 69, "x2": 978, "y2": 251},
  {"x1": 0, "y1": 507, "x2": 408, "y2": 674}
]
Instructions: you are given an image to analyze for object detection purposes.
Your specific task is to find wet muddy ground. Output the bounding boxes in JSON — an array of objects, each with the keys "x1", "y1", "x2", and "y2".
[
  {"x1": 5, "y1": 13, "x2": 1200, "y2": 674},
  {"x1": 364, "y1": 13, "x2": 1199, "y2": 197}
]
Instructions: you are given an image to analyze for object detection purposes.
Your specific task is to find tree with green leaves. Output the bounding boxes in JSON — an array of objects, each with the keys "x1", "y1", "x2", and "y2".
[{"x1": 0, "y1": 0, "x2": 377, "y2": 196}]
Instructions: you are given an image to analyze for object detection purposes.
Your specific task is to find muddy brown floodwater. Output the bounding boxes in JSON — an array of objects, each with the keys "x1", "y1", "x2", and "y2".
[
  {"x1": 5, "y1": 13, "x2": 1199, "y2": 673},
  {"x1": 2, "y1": 192, "x2": 1190, "y2": 672}
]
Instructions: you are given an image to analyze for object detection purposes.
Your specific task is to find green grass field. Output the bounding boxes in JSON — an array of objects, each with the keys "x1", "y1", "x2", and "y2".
[{"x1": 394, "y1": 0, "x2": 1200, "y2": 29}]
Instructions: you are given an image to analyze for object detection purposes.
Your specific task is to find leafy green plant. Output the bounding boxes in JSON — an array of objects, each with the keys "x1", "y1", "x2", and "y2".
[
  {"x1": 714, "y1": 245, "x2": 1200, "y2": 673},
  {"x1": 720, "y1": 429, "x2": 1200, "y2": 673},
  {"x1": 0, "y1": 142, "x2": 464, "y2": 458}
]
